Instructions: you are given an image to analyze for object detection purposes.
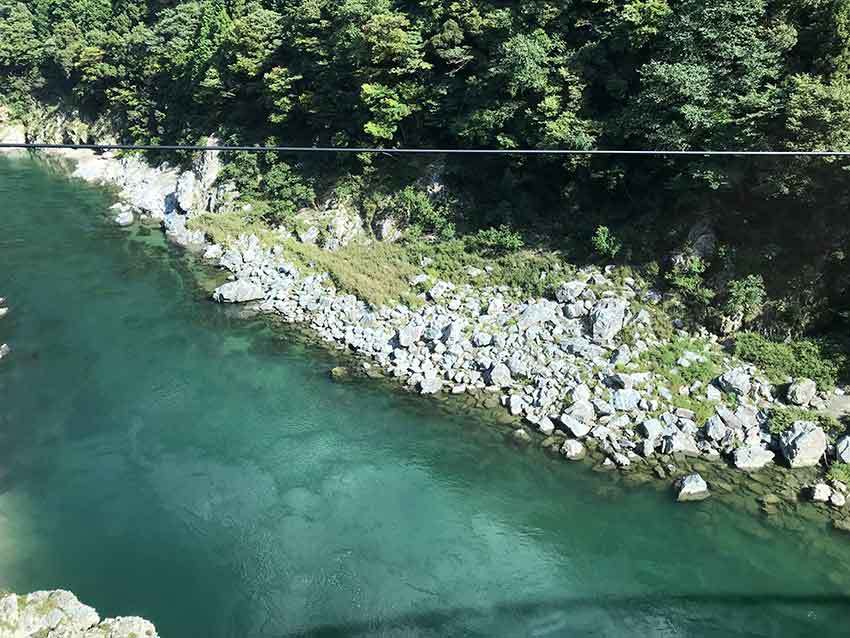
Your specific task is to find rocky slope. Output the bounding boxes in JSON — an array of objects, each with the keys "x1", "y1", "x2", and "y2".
[
  {"x1": 3, "y1": 110, "x2": 850, "y2": 521},
  {"x1": 0, "y1": 590, "x2": 157, "y2": 638}
]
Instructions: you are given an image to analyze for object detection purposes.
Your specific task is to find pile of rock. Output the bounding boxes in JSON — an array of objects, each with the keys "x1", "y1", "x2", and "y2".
[
  {"x1": 0, "y1": 590, "x2": 158, "y2": 637},
  {"x1": 199, "y1": 234, "x2": 849, "y2": 495},
  {"x1": 807, "y1": 481, "x2": 848, "y2": 508}
]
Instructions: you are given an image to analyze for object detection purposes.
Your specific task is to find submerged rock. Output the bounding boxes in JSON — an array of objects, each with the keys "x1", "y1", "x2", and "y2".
[
  {"x1": 732, "y1": 445, "x2": 775, "y2": 471},
  {"x1": 676, "y1": 473, "x2": 710, "y2": 502},
  {"x1": 0, "y1": 343, "x2": 9, "y2": 360},
  {"x1": 0, "y1": 590, "x2": 158, "y2": 637}
]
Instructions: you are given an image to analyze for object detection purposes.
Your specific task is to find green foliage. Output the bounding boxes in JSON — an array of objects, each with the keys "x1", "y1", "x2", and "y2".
[
  {"x1": 467, "y1": 225, "x2": 524, "y2": 254},
  {"x1": 634, "y1": 336, "x2": 722, "y2": 391},
  {"x1": 827, "y1": 463, "x2": 850, "y2": 485},
  {"x1": 591, "y1": 226, "x2": 622, "y2": 260},
  {"x1": 394, "y1": 186, "x2": 455, "y2": 241},
  {"x1": 666, "y1": 255, "x2": 715, "y2": 308},
  {"x1": 734, "y1": 332, "x2": 841, "y2": 390},
  {"x1": 725, "y1": 274, "x2": 766, "y2": 325},
  {"x1": 768, "y1": 406, "x2": 841, "y2": 436}
]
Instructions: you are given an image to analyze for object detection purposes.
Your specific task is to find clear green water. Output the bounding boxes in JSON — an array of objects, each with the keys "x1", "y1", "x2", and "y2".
[{"x1": 1, "y1": 156, "x2": 850, "y2": 637}]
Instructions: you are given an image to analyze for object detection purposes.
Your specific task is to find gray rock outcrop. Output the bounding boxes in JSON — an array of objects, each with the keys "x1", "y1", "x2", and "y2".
[{"x1": 0, "y1": 590, "x2": 158, "y2": 638}]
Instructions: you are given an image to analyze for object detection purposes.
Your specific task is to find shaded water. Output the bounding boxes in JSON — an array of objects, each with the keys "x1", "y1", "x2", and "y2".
[{"x1": 1, "y1": 156, "x2": 849, "y2": 637}]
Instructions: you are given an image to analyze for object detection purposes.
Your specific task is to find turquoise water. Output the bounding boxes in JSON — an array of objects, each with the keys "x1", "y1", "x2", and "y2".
[{"x1": 1, "y1": 156, "x2": 850, "y2": 637}]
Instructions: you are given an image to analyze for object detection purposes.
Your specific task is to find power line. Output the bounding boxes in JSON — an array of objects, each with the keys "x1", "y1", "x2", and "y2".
[{"x1": 2, "y1": 142, "x2": 850, "y2": 156}]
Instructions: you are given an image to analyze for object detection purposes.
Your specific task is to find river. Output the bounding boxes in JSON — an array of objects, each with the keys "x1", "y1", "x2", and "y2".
[{"x1": 1, "y1": 155, "x2": 849, "y2": 637}]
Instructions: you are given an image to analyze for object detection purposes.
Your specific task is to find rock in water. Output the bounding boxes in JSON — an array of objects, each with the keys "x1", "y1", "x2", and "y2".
[
  {"x1": 511, "y1": 428, "x2": 532, "y2": 445},
  {"x1": 809, "y1": 483, "x2": 832, "y2": 502},
  {"x1": 0, "y1": 590, "x2": 159, "y2": 637},
  {"x1": 114, "y1": 209, "x2": 134, "y2": 226},
  {"x1": 779, "y1": 421, "x2": 827, "y2": 468},
  {"x1": 676, "y1": 473, "x2": 710, "y2": 502},
  {"x1": 732, "y1": 445, "x2": 775, "y2": 471},
  {"x1": 787, "y1": 378, "x2": 817, "y2": 406},
  {"x1": 589, "y1": 298, "x2": 628, "y2": 342},
  {"x1": 561, "y1": 439, "x2": 586, "y2": 460},
  {"x1": 0, "y1": 343, "x2": 9, "y2": 361},
  {"x1": 212, "y1": 279, "x2": 265, "y2": 303},
  {"x1": 329, "y1": 366, "x2": 349, "y2": 381}
]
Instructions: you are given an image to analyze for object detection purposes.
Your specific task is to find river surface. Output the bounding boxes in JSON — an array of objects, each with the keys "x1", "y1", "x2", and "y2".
[{"x1": 1, "y1": 156, "x2": 850, "y2": 637}]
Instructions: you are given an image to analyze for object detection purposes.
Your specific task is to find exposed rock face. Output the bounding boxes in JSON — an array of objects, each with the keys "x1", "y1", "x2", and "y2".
[
  {"x1": 787, "y1": 378, "x2": 817, "y2": 406},
  {"x1": 212, "y1": 279, "x2": 265, "y2": 303},
  {"x1": 676, "y1": 473, "x2": 710, "y2": 502},
  {"x1": 0, "y1": 590, "x2": 158, "y2": 638},
  {"x1": 779, "y1": 421, "x2": 827, "y2": 468}
]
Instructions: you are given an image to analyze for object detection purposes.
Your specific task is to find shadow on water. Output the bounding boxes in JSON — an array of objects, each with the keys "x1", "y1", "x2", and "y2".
[{"x1": 278, "y1": 594, "x2": 850, "y2": 637}]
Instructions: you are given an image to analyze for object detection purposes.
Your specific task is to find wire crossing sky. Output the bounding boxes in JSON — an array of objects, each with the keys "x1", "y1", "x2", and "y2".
[{"x1": 2, "y1": 142, "x2": 850, "y2": 156}]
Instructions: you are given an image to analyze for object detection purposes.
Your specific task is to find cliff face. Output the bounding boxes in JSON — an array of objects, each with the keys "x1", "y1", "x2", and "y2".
[{"x1": 0, "y1": 590, "x2": 158, "y2": 638}]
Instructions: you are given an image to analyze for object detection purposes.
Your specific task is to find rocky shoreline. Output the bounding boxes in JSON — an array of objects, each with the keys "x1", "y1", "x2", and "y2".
[
  {"x1": 3, "y1": 115, "x2": 850, "y2": 531},
  {"x1": 0, "y1": 590, "x2": 158, "y2": 637}
]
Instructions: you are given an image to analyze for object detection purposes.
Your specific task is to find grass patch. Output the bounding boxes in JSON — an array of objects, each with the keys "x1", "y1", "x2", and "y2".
[
  {"x1": 827, "y1": 463, "x2": 850, "y2": 485},
  {"x1": 281, "y1": 239, "x2": 422, "y2": 308},
  {"x1": 734, "y1": 332, "x2": 842, "y2": 390},
  {"x1": 633, "y1": 336, "x2": 723, "y2": 390},
  {"x1": 188, "y1": 210, "x2": 279, "y2": 248},
  {"x1": 767, "y1": 406, "x2": 842, "y2": 436}
]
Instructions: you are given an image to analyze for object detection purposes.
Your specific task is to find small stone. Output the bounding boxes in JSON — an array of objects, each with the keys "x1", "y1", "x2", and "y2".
[
  {"x1": 831, "y1": 490, "x2": 847, "y2": 508},
  {"x1": 0, "y1": 343, "x2": 9, "y2": 360},
  {"x1": 486, "y1": 362, "x2": 513, "y2": 387},
  {"x1": 732, "y1": 445, "x2": 775, "y2": 471},
  {"x1": 329, "y1": 366, "x2": 349, "y2": 381},
  {"x1": 114, "y1": 210, "x2": 134, "y2": 226},
  {"x1": 835, "y1": 436, "x2": 850, "y2": 464},
  {"x1": 676, "y1": 473, "x2": 710, "y2": 502},
  {"x1": 612, "y1": 389, "x2": 641, "y2": 411}
]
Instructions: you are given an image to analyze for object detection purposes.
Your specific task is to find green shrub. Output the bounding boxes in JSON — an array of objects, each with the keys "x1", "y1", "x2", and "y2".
[
  {"x1": 591, "y1": 226, "x2": 622, "y2": 260},
  {"x1": 768, "y1": 407, "x2": 841, "y2": 435},
  {"x1": 827, "y1": 463, "x2": 850, "y2": 485},
  {"x1": 734, "y1": 332, "x2": 840, "y2": 389},
  {"x1": 725, "y1": 274, "x2": 766, "y2": 325},
  {"x1": 666, "y1": 254, "x2": 715, "y2": 307},
  {"x1": 467, "y1": 225, "x2": 524, "y2": 254},
  {"x1": 397, "y1": 186, "x2": 455, "y2": 240}
]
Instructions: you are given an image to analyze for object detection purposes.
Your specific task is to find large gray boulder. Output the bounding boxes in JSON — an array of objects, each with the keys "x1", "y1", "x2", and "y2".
[
  {"x1": 560, "y1": 414, "x2": 591, "y2": 439},
  {"x1": 212, "y1": 279, "x2": 265, "y2": 303},
  {"x1": 561, "y1": 439, "x2": 586, "y2": 460},
  {"x1": 787, "y1": 378, "x2": 817, "y2": 406},
  {"x1": 555, "y1": 280, "x2": 587, "y2": 303},
  {"x1": 717, "y1": 368, "x2": 752, "y2": 396},
  {"x1": 0, "y1": 590, "x2": 159, "y2": 637},
  {"x1": 676, "y1": 473, "x2": 710, "y2": 502},
  {"x1": 397, "y1": 321, "x2": 424, "y2": 348},
  {"x1": 733, "y1": 445, "x2": 774, "y2": 470},
  {"x1": 779, "y1": 421, "x2": 827, "y2": 468},
  {"x1": 589, "y1": 298, "x2": 628, "y2": 342},
  {"x1": 518, "y1": 300, "x2": 560, "y2": 330}
]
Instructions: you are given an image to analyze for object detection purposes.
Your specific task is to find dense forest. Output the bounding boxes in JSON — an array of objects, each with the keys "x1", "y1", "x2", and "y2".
[{"x1": 1, "y1": 0, "x2": 849, "y2": 348}]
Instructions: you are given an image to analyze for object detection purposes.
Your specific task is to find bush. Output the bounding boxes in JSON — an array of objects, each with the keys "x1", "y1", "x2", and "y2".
[
  {"x1": 467, "y1": 225, "x2": 524, "y2": 254},
  {"x1": 768, "y1": 406, "x2": 841, "y2": 435},
  {"x1": 591, "y1": 226, "x2": 622, "y2": 260},
  {"x1": 725, "y1": 274, "x2": 766, "y2": 325},
  {"x1": 734, "y1": 332, "x2": 840, "y2": 389},
  {"x1": 666, "y1": 254, "x2": 715, "y2": 307},
  {"x1": 827, "y1": 463, "x2": 850, "y2": 485},
  {"x1": 396, "y1": 186, "x2": 455, "y2": 240}
]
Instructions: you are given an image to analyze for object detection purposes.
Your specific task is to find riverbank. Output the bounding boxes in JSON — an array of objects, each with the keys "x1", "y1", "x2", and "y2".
[{"x1": 2, "y1": 119, "x2": 850, "y2": 531}]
